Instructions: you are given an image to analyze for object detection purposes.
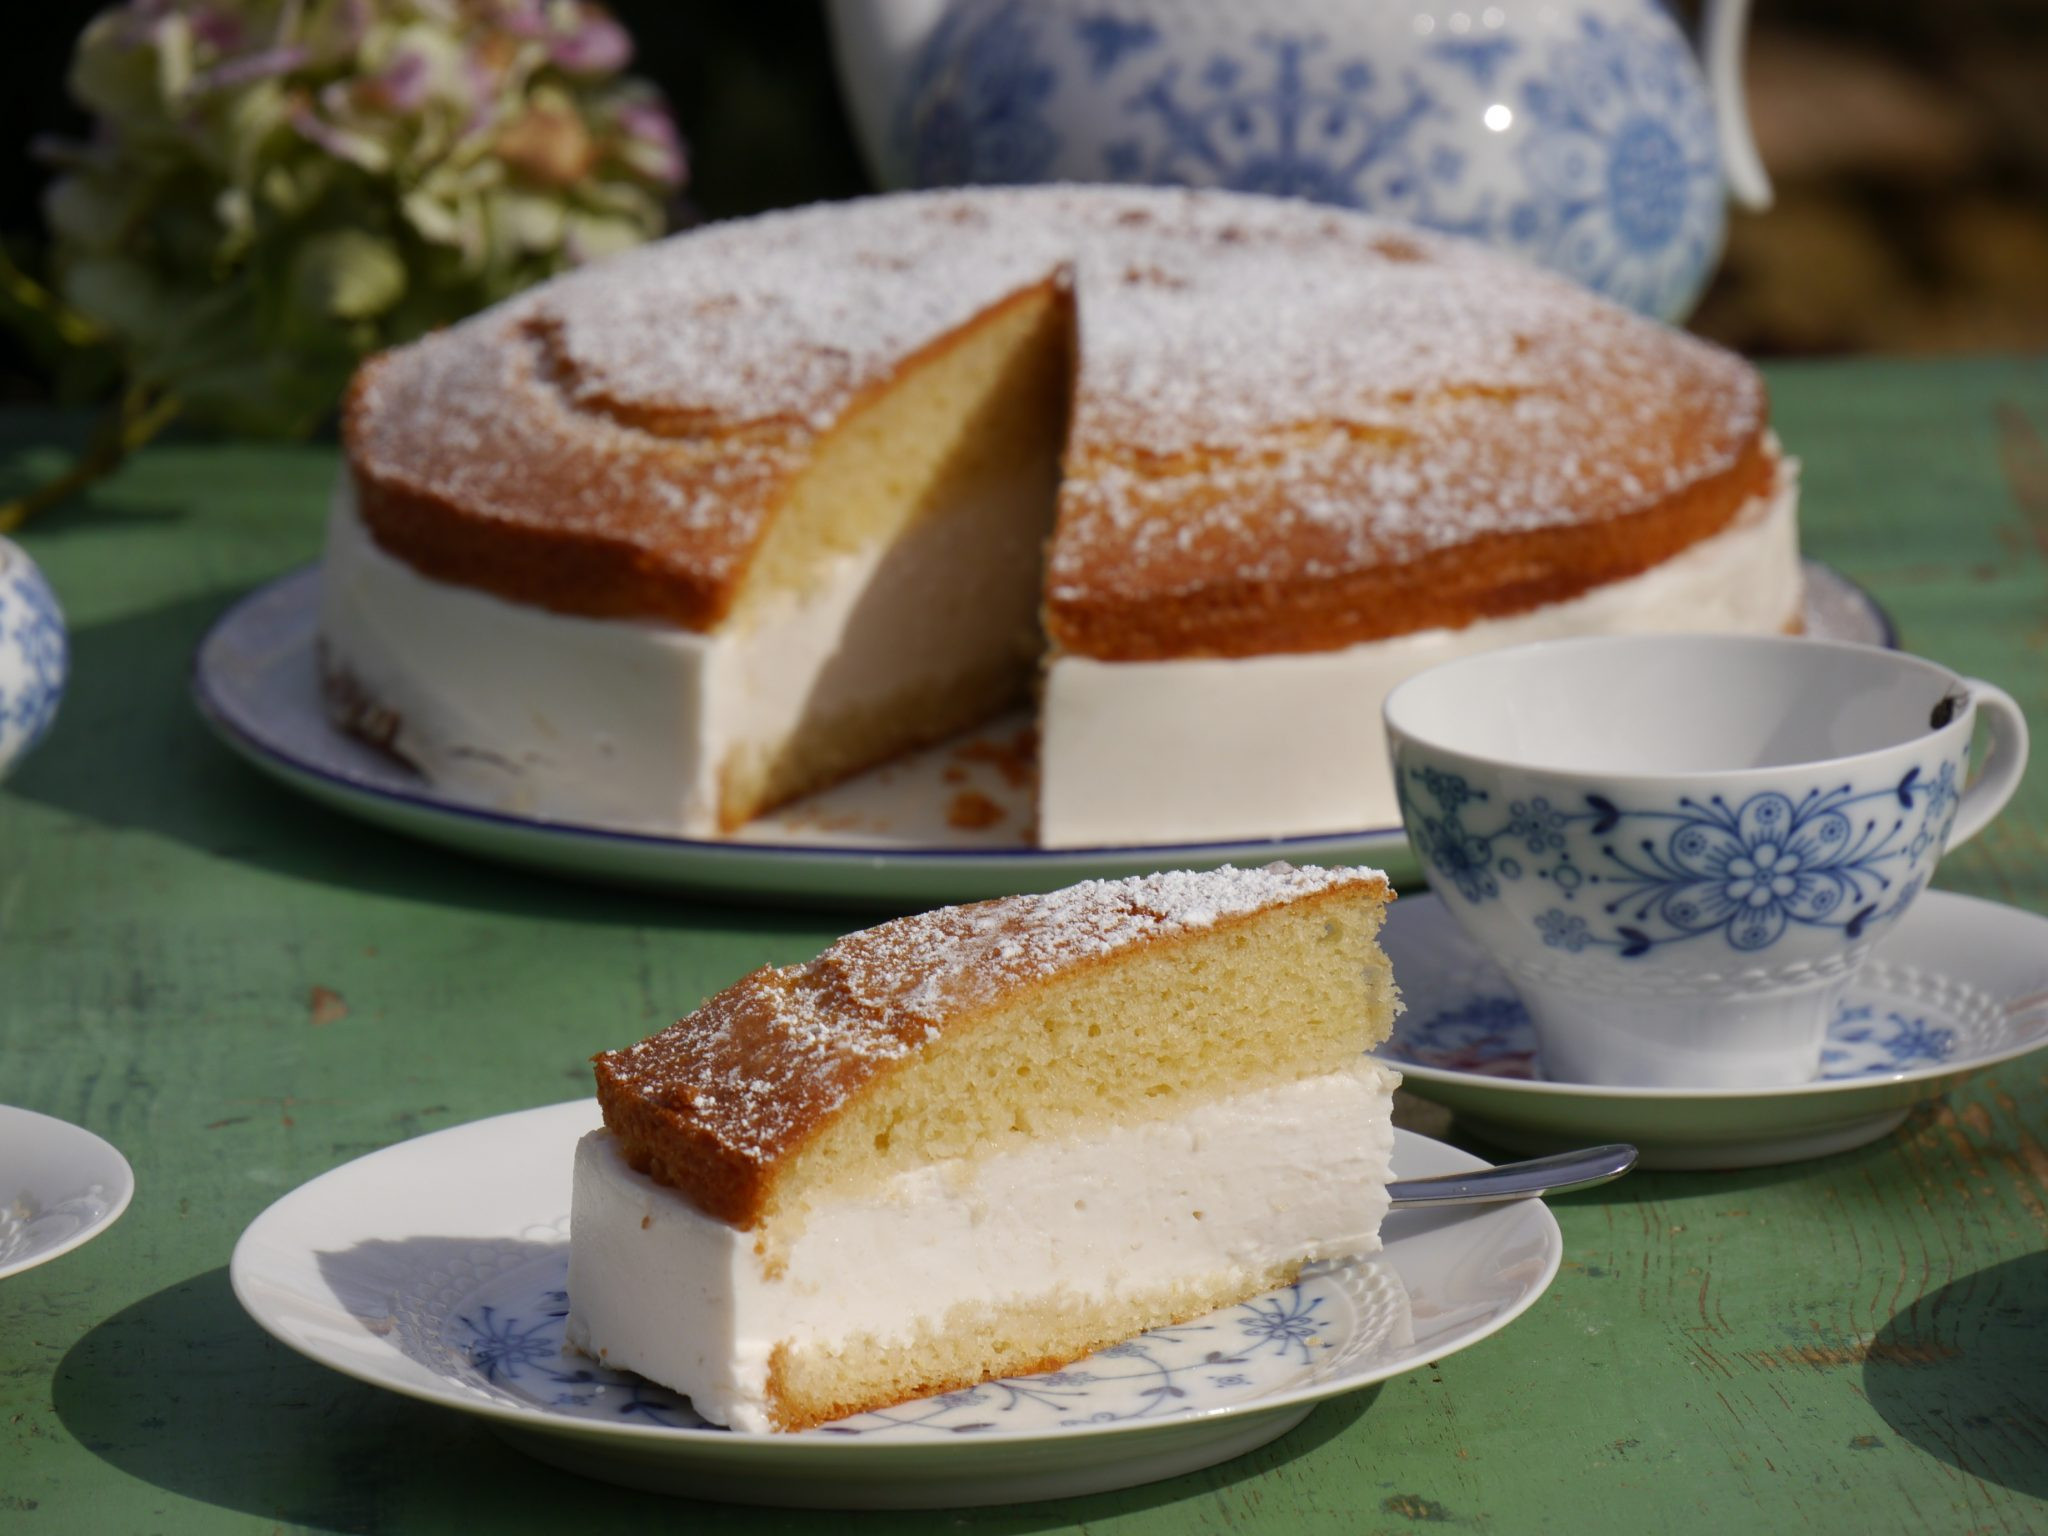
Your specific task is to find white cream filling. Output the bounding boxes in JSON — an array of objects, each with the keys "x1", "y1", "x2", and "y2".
[
  {"x1": 564, "y1": 1060, "x2": 1399, "y2": 1432},
  {"x1": 317, "y1": 483, "x2": 1036, "y2": 833},
  {"x1": 1036, "y1": 456, "x2": 1803, "y2": 846},
  {"x1": 322, "y1": 452, "x2": 1797, "y2": 847}
]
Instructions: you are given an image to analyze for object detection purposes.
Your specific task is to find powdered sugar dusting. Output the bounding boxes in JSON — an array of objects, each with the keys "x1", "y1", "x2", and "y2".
[
  {"x1": 597, "y1": 862, "x2": 1386, "y2": 1168},
  {"x1": 535, "y1": 198, "x2": 1070, "y2": 434},
  {"x1": 350, "y1": 185, "x2": 1765, "y2": 631}
]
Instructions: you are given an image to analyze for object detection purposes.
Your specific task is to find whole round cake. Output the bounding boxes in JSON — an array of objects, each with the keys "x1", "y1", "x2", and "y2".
[{"x1": 322, "y1": 185, "x2": 1799, "y2": 845}]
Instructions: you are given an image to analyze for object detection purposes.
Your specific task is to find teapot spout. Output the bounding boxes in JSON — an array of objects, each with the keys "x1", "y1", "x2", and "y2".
[
  {"x1": 826, "y1": 0, "x2": 951, "y2": 188},
  {"x1": 1704, "y1": 0, "x2": 1774, "y2": 210}
]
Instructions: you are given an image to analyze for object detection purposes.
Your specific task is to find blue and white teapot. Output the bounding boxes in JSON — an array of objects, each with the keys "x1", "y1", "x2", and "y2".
[{"x1": 827, "y1": 0, "x2": 1772, "y2": 321}]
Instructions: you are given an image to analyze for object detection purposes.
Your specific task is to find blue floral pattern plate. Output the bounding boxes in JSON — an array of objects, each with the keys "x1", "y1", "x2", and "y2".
[
  {"x1": 229, "y1": 1102, "x2": 1560, "y2": 1508},
  {"x1": 1375, "y1": 890, "x2": 2048, "y2": 1169},
  {"x1": 192, "y1": 564, "x2": 1890, "y2": 906}
]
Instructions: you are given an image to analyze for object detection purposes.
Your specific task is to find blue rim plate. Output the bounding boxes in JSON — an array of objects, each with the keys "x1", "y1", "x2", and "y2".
[
  {"x1": 191, "y1": 562, "x2": 1893, "y2": 906},
  {"x1": 229, "y1": 1104, "x2": 1559, "y2": 1507}
]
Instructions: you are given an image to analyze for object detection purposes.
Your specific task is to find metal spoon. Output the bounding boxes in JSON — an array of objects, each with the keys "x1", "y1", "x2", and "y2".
[{"x1": 1387, "y1": 1143, "x2": 1638, "y2": 1208}]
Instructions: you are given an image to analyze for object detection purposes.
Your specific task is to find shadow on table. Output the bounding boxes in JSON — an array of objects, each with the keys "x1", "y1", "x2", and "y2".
[
  {"x1": 55, "y1": 1267, "x2": 1377, "y2": 1532},
  {"x1": 7, "y1": 590, "x2": 835, "y2": 932},
  {"x1": 1861, "y1": 1250, "x2": 2048, "y2": 1499}
]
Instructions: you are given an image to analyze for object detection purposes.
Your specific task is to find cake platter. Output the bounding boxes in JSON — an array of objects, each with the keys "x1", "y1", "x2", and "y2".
[
  {"x1": 192, "y1": 562, "x2": 1892, "y2": 907},
  {"x1": 230, "y1": 1102, "x2": 1561, "y2": 1508},
  {"x1": 1374, "y1": 890, "x2": 2048, "y2": 1169},
  {"x1": 0, "y1": 1106, "x2": 135, "y2": 1280}
]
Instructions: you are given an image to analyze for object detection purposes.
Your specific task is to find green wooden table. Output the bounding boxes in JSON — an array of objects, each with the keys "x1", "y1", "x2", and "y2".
[{"x1": 3, "y1": 356, "x2": 2045, "y2": 1534}]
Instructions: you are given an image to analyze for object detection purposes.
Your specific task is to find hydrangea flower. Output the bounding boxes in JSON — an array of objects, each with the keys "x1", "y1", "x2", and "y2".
[{"x1": 33, "y1": 0, "x2": 685, "y2": 441}]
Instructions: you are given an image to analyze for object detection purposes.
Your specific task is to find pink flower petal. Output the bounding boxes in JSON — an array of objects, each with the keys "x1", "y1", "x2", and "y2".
[
  {"x1": 190, "y1": 44, "x2": 310, "y2": 94},
  {"x1": 550, "y1": 14, "x2": 632, "y2": 75}
]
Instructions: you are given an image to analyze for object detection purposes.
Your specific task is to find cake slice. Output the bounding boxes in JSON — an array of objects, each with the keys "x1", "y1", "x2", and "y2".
[{"x1": 565, "y1": 863, "x2": 1402, "y2": 1432}]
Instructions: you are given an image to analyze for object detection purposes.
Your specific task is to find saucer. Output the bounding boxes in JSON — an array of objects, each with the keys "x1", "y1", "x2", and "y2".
[
  {"x1": 0, "y1": 1106, "x2": 135, "y2": 1279},
  {"x1": 1374, "y1": 890, "x2": 2048, "y2": 1169}
]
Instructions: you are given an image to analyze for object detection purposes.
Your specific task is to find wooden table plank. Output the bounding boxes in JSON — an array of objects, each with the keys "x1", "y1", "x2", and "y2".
[{"x1": 2, "y1": 359, "x2": 2044, "y2": 1534}]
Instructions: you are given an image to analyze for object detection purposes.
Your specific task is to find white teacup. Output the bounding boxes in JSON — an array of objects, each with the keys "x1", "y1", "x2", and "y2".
[{"x1": 1383, "y1": 636, "x2": 2029, "y2": 1088}]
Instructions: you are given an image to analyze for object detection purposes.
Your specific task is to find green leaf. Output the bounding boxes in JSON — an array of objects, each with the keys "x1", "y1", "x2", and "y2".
[
  {"x1": 43, "y1": 173, "x2": 143, "y2": 256},
  {"x1": 59, "y1": 255, "x2": 174, "y2": 344},
  {"x1": 69, "y1": 12, "x2": 178, "y2": 125}
]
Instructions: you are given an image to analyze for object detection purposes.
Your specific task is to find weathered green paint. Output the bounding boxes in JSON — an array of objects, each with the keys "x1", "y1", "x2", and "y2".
[{"x1": 2, "y1": 358, "x2": 2045, "y2": 1533}]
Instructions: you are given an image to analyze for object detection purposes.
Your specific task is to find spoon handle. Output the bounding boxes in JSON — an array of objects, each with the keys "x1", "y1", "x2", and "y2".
[{"x1": 1387, "y1": 1143, "x2": 1638, "y2": 1208}]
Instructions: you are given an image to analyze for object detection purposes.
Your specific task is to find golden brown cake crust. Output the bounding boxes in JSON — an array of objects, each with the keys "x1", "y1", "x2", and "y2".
[
  {"x1": 1048, "y1": 433, "x2": 1779, "y2": 660},
  {"x1": 343, "y1": 274, "x2": 1067, "y2": 631},
  {"x1": 591, "y1": 864, "x2": 1391, "y2": 1229},
  {"x1": 343, "y1": 186, "x2": 1773, "y2": 653}
]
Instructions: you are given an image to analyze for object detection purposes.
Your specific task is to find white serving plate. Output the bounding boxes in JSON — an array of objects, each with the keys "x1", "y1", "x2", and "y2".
[
  {"x1": 0, "y1": 1105, "x2": 135, "y2": 1280},
  {"x1": 230, "y1": 1102, "x2": 1561, "y2": 1507},
  {"x1": 193, "y1": 563, "x2": 1890, "y2": 906}
]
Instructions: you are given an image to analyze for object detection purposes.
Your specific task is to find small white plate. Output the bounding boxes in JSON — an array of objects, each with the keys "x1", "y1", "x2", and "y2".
[
  {"x1": 191, "y1": 563, "x2": 1891, "y2": 907},
  {"x1": 1376, "y1": 889, "x2": 2048, "y2": 1169},
  {"x1": 230, "y1": 1101, "x2": 1561, "y2": 1508},
  {"x1": 0, "y1": 1106, "x2": 135, "y2": 1279}
]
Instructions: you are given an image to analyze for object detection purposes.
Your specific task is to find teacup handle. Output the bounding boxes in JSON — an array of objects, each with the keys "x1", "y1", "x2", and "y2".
[{"x1": 1947, "y1": 679, "x2": 2030, "y2": 851}]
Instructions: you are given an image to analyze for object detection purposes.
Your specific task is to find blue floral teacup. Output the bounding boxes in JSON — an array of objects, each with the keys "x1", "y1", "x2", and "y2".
[
  {"x1": 0, "y1": 536, "x2": 67, "y2": 782},
  {"x1": 1384, "y1": 636, "x2": 2029, "y2": 1088}
]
